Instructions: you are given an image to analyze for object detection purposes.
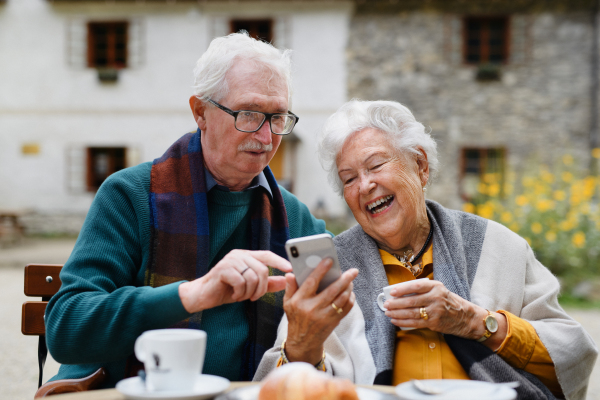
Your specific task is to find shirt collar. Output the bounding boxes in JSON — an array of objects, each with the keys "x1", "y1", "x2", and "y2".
[{"x1": 204, "y1": 168, "x2": 273, "y2": 198}]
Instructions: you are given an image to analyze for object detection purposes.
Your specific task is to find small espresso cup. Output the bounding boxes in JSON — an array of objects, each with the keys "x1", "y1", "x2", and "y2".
[{"x1": 134, "y1": 329, "x2": 207, "y2": 392}]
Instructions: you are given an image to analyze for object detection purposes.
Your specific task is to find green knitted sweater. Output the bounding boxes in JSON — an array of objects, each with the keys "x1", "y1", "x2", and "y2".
[{"x1": 45, "y1": 162, "x2": 327, "y2": 388}]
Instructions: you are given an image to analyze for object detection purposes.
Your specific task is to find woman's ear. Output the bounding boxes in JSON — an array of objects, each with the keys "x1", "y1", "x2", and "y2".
[
  {"x1": 416, "y1": 148, "x2": 430, "y2": 187},
  {"x1": 189, "y1": 96, "x2": 207, "y2": 130}
]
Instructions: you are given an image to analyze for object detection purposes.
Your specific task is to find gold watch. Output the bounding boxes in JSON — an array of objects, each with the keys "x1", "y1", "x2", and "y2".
[{"x1": 476, "y1": 310, "x2": 498, "y2": 342}]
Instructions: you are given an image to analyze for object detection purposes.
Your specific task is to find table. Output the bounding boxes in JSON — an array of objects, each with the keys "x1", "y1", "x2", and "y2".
[{"x1": 48, "y1": 381, "x2": 397, "y2": 399}]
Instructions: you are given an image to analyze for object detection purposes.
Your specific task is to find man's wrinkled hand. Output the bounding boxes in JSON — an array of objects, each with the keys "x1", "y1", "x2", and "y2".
[{"x1": 178, "y1": 250, "x2": 292, "y2": 314}]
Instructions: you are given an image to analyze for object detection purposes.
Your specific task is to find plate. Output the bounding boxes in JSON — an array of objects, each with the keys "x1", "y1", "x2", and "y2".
[
  {"x1": 116, "y1": 374, "x2": 231, "y2": 400},
  {"x1": 214, "y1": 384, "x2": 398, "y2": 400},
  {"x1": 395, "y1": 379, "x2": 517, "y2": 400}
]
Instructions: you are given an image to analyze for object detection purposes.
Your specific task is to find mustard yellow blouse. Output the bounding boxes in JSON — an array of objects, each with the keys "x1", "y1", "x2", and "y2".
[{"x1": 381, "y1": 243, "x2": 563, "y2": 398}]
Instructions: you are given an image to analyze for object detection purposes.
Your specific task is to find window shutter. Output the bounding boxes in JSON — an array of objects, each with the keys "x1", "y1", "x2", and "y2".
[
  {"x1": 66, "y1": 18, "x2": 88, "y2": 69},
  {"x1": 66, "y1": 145, "x2": 87, "y2": 193},
  {"x1": 128, "y1": 18, "x2": 145, "y2": 69}
]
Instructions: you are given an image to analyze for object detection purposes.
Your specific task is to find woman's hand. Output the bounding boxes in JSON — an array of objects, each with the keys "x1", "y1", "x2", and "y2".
[
  {"x1": 383, "y1": 279, "x2": 507, "y2": 349},
  {"x1": 283, "y1": 259, "x2": 359, "y2": 365}
]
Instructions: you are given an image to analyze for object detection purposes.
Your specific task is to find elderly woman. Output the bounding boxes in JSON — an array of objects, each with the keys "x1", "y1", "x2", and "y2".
[{"x1": 255, "y1": 100, "x2": 597, "y2": 400}]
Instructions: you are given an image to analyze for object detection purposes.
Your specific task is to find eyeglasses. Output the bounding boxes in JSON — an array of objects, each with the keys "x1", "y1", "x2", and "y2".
[{"x1": 208, "y1": 99, "x2": 298, "y2": 136}]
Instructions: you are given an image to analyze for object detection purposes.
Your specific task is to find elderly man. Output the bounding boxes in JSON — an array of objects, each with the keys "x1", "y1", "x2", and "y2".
[{"x1": 45, "y1": 33, "x2": 353, "y2": 389}]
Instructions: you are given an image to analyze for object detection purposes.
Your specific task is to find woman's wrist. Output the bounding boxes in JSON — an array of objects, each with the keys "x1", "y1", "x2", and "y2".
[{"x1": 283, "y1": 338, "x2": 324, "y2": 366}]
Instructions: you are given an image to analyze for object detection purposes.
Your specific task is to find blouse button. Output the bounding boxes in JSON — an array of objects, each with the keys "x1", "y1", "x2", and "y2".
[{"x1": 429, "y1": 342, "x2": 436, "y2": 349}]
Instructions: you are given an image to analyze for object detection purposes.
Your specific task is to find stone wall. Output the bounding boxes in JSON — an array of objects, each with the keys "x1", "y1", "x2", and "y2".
[{"x1": 347, "y1": 10, "x2": 598, "y2": 210}]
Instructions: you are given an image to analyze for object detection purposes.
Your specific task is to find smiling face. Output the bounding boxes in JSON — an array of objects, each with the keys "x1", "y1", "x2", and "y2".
[
  {"x1": 190, "y1": 60, "x2": 288, "y2": 191},
  {"x1": 336, "y1": 128, "x2": 430, "y2": 253}
]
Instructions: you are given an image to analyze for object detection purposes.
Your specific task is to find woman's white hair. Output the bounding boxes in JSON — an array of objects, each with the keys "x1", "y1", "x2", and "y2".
[
  {"x1": 318, "y1": 99, "x2": 439, "y2": 195},
  {"x1": 192, "y1": 32, "x2": 292, "y2": 104}
]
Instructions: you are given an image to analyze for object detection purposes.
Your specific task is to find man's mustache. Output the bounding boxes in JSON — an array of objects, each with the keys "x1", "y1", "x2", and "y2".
[{"x1": 238, "y1": 141, "x2": 273, "y2": 152}]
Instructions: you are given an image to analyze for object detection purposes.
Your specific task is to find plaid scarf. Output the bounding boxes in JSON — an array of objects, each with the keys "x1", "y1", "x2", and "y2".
[{"x1": 146, "y1": 129, "x2": 290, "y2": 380}]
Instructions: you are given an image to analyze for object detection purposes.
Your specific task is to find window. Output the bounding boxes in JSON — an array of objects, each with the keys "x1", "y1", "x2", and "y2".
[
  {"x1": 460, "y1": 148, "x2": 506, "y2": 201},
  {"x1": 464, "y1": 17, "x2": 508, "y2": 64},
  {"x1": 230, "y1": 19, "x2": 273, "y2": 43},
  {"x1": 87, "y1": 22, "x2": 128, "y2": 69},
  {"x1": 87, "y1": 147, "x2": 126, "y2": 191}
]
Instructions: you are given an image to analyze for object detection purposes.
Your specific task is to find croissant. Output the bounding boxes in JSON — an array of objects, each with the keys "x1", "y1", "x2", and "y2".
[{"x1": 258, "y1": 362, "x2": 359, "y2": 400}]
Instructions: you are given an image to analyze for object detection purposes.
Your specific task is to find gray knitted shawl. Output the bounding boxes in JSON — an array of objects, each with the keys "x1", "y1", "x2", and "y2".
[{"x1": 333, "y1": 200, "x2": 556, "y2": 399}]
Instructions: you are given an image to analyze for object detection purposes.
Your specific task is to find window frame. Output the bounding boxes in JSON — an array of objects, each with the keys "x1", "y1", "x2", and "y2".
[
  {"x1": 462, "y1": 16, "x2": 510, "y2": 65},
  {"x1": 459, "y1": 147, "x2": 507, "y2": 202},
  {"x1": 87, "y1": 21, "x2": 129, "y2": 69},
  {"x1": 86, "y1": 147, "x2": 127, "y2": 192},
  {"x1": 230, "y1": 19, "x2": 274, "y2": 43}
]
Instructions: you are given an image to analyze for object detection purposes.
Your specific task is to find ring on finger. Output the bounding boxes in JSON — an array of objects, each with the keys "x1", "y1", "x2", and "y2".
[
  {"x1": 240, "y1": 266, "x2": 250, "y2": 276},
  {"x1": 331, "y1": 302, "x2": 343, "y2": 314},
  {"x1": 419, "y1": 307, "x2": 429, "y2": 320}
]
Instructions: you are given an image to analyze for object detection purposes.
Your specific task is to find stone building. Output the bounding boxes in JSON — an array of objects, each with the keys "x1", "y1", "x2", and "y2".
[
  {"x1": 1, "y1": 0, "x2": 599, "y2": 235},
  {"x1": 348, "y1": 0, "x2": 600, "y2": 210}
]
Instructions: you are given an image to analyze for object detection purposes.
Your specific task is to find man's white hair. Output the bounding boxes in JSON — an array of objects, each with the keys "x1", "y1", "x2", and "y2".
[
  {"x1": 318, "y1": 99, "x2": 439, "y2": 195},
  {"x1": 192, "y1": 32, "x2": 292, "y2": 105}
]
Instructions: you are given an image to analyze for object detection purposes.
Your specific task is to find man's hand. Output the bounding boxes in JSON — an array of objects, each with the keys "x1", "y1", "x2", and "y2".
[
  {"x1": 178, "y1": 250, "x2": 292, "y2": 314},
  {"x1": 283, "y1": 259, "x2": 358, "y2": 365}
]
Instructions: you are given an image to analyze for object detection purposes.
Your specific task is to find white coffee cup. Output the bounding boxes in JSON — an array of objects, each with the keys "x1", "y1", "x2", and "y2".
[
  {"x1": 134, "y1": 329, "x2": 207, "y2": 392},
  {"x1": 377, "y1": 279, "x2": 428, "y2": 330}
]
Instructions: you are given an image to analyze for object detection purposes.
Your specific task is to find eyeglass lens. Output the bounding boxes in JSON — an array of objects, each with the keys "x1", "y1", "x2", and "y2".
[{"x1": 236, "y1": 111, "x2": 295, "y2": 135}]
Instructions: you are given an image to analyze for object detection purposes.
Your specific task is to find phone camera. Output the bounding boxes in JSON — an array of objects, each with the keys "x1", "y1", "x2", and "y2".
[{"x1": 290, "y1": 246, "x2": 299, "y2": 258}]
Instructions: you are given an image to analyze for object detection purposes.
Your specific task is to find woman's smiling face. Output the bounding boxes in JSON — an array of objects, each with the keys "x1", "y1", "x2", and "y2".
[{"x1": 336, "y1": 128, "x2": 430, "y2": 252}]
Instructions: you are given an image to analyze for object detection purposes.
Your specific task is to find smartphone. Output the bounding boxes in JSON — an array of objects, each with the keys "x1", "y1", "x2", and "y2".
[{"x1": 285, "y1": 234, "x2": 343, "y2": 293}]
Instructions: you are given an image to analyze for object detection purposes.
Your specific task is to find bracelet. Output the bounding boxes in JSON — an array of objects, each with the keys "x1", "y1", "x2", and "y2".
[{"x1": 280, "y1": 340, "x2": 326, "y2": 371}]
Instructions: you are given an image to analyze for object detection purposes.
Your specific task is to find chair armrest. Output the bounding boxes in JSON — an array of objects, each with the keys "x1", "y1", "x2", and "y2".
[{"x1": 34, "y1": 368, "x2": 108, "y2": 398}]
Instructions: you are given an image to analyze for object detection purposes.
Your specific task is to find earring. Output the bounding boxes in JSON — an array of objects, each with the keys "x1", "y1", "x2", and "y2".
[{"x1": 422, "y1": 187, "x2": 427, "y2": 192}]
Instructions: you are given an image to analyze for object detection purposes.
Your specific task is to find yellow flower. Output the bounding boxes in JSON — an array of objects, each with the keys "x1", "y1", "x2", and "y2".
[
  {"x1": 560, "y1": 220, "x2": 575, "y2": 231},
  {"x1": 477, "y1": 202, "x2": 494, "y2": 219},
  {"x1": 583, "y1": 176, "x2": 596, "y2": 199},
  {"x1": 553, "y1": 190, "x2": 566, "y2": 201},
  {"x1": 504, "y1": 183, "x2": 514, "y2": 195},
  {"x1": 500, "y1": 211, "x2": 513, "y2": 223},
  {"x1": 533, "y1": 183, "x2": 546, "y2": 196},
  {"x1": 572, "y1": 231, "x2": 586, "y2": 248},
  {"x1": 580, "y1": 203, "x2": 591, "y2": 215},
  {"x1": 562, "y1": 172, "x2": 573, "y2": 183},
  {"x1": 522, "y1": 177, "x2": 534, "y2": 187},
  {"x1": 483, "y1": 173, "x2": 498, "y2": 184},
  {"x1": 562, "y1": 154, "x2": 574, "y2": 165},
  {"x1": 545, "y1": 231, "x2": 557, "y2": 242},
  {"x1": 463, "y1": 203, "x2": 476, "y2": 214},
  {"x1": 510, "y1": 223, "x2": 520, "y2": 232},
  {"x1": 477, "y1": 182, "x2": 488, "y2": 195},
  {"x1": 536, "y1": 199, "x2": 555, "y2": 212},
  {"x1": 531, "y1": 222, "x2": 543, "y2": 234},
  {"x1": 516, "y1": 195, "x2": 528, "y2": 206},
  {"x1": 488, "y1": 183, "x2": 501, "y2": 197},
  {"x1": 541, "y1": 170, "x2": 554, "y2": 184},
  {"x1": 593, "y1": 148, "x2": 600, "y2": 159}
]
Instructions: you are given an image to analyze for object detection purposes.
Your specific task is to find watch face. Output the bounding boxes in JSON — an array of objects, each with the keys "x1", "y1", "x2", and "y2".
[{"x1": 485, "y1": 315, "x2": 499, "y2": 333}]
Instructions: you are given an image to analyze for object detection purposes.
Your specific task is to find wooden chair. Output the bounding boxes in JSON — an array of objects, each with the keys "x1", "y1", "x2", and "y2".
[{"x1": 22, "y1": 264, "x2": 107, "y2": 398}]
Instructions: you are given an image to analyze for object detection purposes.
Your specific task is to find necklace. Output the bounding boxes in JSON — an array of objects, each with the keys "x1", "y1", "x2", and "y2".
[{"x1": 392, "y1": 223, "x2": 434, "y2": 277}]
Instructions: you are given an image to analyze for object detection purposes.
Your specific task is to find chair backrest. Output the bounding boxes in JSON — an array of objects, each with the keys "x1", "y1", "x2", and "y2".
[
  {"x1": 22, "y1": 264, "x2": 63, "y2": 336},
  {"x1": 21, "y1": 264, "x2": 109, "y2": 397}
]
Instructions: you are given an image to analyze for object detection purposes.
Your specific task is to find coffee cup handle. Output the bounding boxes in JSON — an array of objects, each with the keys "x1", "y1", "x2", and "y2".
[
  {"x1": 377, "y1": 293, "x2": 387, "y2": 311},
  {"x1": 134, "y1": 336, "x2": 146, "y2": 362}
]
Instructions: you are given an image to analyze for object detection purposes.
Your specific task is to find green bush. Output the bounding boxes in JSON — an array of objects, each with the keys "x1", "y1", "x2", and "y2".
[{"x1": 463, "y1": 152, "x2": 600, "y2": 292}]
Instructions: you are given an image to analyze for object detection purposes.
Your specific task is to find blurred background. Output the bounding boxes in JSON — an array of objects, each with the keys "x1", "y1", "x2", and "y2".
[{"x1": 1, "y1": 0, "x2": 600, "y2": 398}]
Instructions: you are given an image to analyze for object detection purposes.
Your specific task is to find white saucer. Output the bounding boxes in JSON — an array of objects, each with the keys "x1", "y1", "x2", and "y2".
[
  {"x1": 395, "y1": 379, "x2": 517, "y2": 400},
  {"x1": 116, "y1": 374, "x2": 230, "y2": 400}
]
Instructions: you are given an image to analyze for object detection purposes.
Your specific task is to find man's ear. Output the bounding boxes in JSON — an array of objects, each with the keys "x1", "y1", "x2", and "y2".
[
  {"x1": 189, "y1": 96, "x2": 207, "y2": 130},
  {"x1": 416, "y1": 147, "x2": 430, "y2": 187}
]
